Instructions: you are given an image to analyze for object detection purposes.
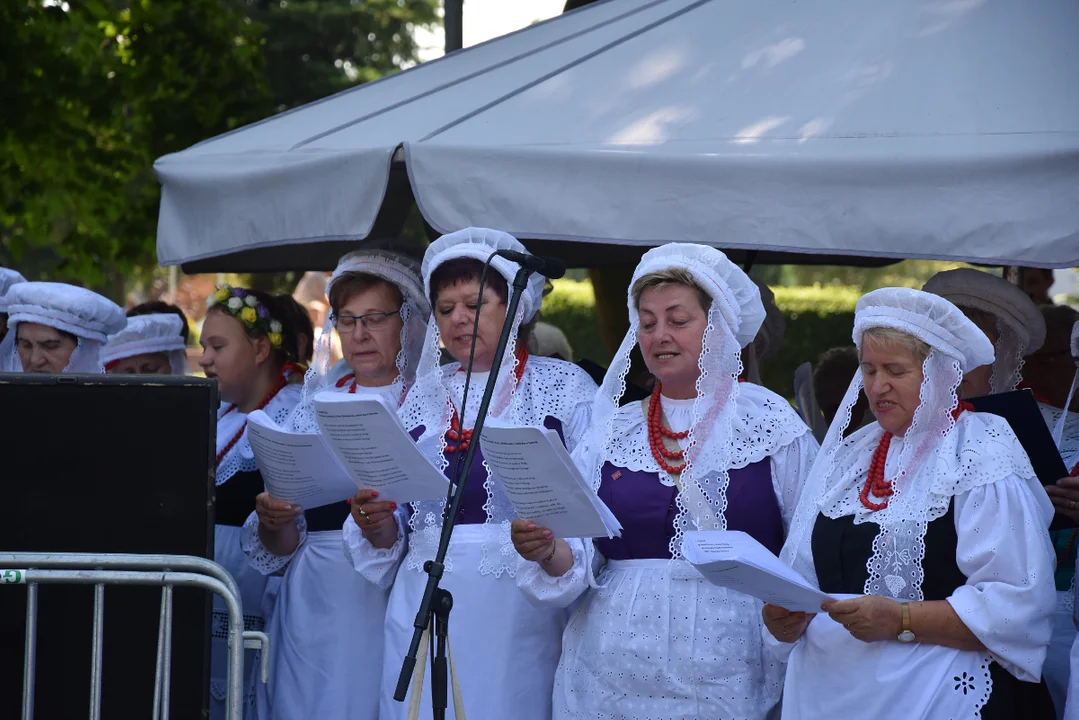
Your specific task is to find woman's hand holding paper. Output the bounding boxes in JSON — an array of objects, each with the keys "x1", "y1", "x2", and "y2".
[
  {"x1": 762, "y1": 603, "x2": 813, "y2": 644},
  {"x1": 512, "y1": 518, "x2": 555, "y2": 561},
  {"x1": 350, "y1": 488, "x2": 399, "y2": 549},
  {"x1": 511, "y1": 519, "x2": 575, "y2": 577},
  {"x1": 256, "y1": 492, "x2": 303, "y2": 557},
  {"x1": 256, "y1": 492, "x2": 303, "y2": 531},
  {"x1": 821, "y1": 595, "x2": 901, "y2": 643}
]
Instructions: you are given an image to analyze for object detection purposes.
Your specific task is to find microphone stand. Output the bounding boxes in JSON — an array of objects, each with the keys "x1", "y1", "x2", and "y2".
[{"x1": 394, "y1": 264, "x2": 535, "y2": 719}]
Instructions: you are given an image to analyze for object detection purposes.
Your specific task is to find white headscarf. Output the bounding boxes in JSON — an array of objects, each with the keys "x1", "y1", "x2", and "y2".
[
  {"x1": 0, "y1": 267, "x2": 28, "y2": 369},
  {"x1": 400, "y1": 227, "x2": 557, "y2": 576},
  {"x1": 583, "y1": 243, "x2": 808, "y2": 557},
  {"x1": 527, "y1": 321, "x2": 573, "y2": 362},
  {"x1": 923, "y1": 268, "x2": 1046, "y2": 393},
  {"x1": 104, "y1": 313, "x2": 189, "y2": 374},
  {"x1": 5, "y1": 282, "x2": 126, "y2": 373},
  {"x1": 781, "y1": 288, "x2": 1037, "y2": 601},
  {"x1": 0, "y1": 268, "x2": 26, "y2": 304},
  {"x1": 287, "y1": 249, "x2": 429, "y2": 433}
]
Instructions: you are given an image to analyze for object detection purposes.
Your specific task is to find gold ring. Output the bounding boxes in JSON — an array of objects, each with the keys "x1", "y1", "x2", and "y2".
[{"x1": 359, "y1": 507, "x2": 369, "y2": 518}]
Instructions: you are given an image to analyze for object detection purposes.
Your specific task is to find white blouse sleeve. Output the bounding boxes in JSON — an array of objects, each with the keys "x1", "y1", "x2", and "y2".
[
  {"x1": 240, "y1": 510, "x2": 308, "y2": 575},
  {"x1": 516, "y1": 538, "x2": 606, "y2": 608},
  {"x1": 768, "y1": 431, "x2": 819, "y2": 533},
  {"x1": 948, "y1": 474, "x2": 1056, "y2": 682},
  {"x1": 342, "y1": 508, "x2": 408, "y2": 590}
]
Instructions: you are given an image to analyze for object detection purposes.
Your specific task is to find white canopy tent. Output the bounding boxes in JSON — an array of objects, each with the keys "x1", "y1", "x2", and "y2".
[{"x1": 154, "y1": 0, "x2": 1079, "y2": 271}]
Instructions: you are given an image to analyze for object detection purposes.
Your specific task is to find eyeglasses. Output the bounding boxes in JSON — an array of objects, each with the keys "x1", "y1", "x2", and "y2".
[{"x1": 333, "y1": 309, "x2": 401, "y2": 332}]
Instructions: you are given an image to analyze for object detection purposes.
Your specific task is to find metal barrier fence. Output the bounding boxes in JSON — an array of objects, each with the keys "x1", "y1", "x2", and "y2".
[{"x1": 0, "y1": 553, "x2": 270, "y2": 720}]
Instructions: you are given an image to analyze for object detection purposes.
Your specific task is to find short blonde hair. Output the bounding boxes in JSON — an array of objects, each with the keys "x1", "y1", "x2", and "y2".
[
  {"x1": 631, "y1": 268, "x2": 712, "y2": 312},
  {"x1": 859, "y1": 326, "x2": 931, "y2": 363}
]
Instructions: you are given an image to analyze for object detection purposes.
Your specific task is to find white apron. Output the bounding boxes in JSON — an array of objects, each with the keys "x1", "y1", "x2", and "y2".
[
  {"x1": 783, "y1": 614, "x2": 993, "y2": 719},
  {"x1": 256, "y1": 529, "x2": 387, "y2": 720},
  {"x1": 1047, "y1": 592, "x2": 1075, "y2": 719},
  {"x1": 380, "y1": 525, "x2": 565, "y2": 720},
  {"x1": 212, "y1": 524, "x2": 271, "y2": 720},
  {"x1": 555, "y1": 559, "x2": 781, "y2": 720}
]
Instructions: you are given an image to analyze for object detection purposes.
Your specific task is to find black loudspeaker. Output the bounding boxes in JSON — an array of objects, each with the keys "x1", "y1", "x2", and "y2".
[{"x1": 0, "y1": 373, "x2": 217, "y2": 719}]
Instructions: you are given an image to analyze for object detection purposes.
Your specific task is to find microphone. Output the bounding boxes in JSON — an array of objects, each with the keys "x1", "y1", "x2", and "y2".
[{"x1": 494, "y1": 249, "x2": 566, "y2": 279}]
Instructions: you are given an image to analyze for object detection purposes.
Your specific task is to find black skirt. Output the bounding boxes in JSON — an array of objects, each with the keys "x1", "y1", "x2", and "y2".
[{"x1": 812, "y1": 505, "x2": 1056, "y2": 719}]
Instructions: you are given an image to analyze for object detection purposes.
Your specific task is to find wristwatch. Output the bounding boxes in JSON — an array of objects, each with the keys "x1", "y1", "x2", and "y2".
[{"x1": 897, "y1": 602, "x2": 916, "y2": 643}]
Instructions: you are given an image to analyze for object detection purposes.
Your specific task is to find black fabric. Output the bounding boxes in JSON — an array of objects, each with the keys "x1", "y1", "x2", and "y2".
[
  {"x1": 305, "y1": 501, "x2": 352, "y2": 532},
  {"x1": 215, "y1": 470, "x2": 264, "y2": 527},
  {"x1": 812, "y1": 507, "x2": 1056, "y2": 719}
]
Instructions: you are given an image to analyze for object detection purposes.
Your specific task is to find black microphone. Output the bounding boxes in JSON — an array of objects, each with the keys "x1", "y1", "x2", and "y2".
[{"x1": 494, "y1": 249, "x2": 566, "y2": 279}]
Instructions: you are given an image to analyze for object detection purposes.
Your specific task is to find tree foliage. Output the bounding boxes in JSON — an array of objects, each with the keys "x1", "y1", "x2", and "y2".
[
  {"x1": 0, "y1": 0, "x2": 437, "y2": 289},
  {"x1": 241, "y1": 0, "x2": 439, "y2": 112}
]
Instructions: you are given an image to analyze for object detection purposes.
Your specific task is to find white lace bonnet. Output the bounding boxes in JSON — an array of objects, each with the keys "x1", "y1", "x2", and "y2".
[
  {"x1": 0, "y1": 268, "x2": 27, "y2": 312},
  {"x1": 782, "y1": 287, "x2": 999, "y2": 601},
  {"x1": 103, "y1": 313, "x2": 189, "y2": 374},
  {"x1": 587, "y1": 243, "x2": 765, "y2": 553},
  {"x1": 420, "y1": 227, "x2": 546, "y2": 323},
  {"x1": 5, "y1": 282, "x2": 127, "y2": 373},
  {"x1": 0, "y1": 267, "x2": 28, "y2": 370},
  {"x1": 922, "y1": 268, "x2": 1045, "y2": 393}
]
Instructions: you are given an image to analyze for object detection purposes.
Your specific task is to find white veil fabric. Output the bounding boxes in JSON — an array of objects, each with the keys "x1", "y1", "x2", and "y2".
[
  {"x1": 1052, "y1": 321, "x2": 1079, "y2": 449},
  {"x1": 0, "y1": 267, "x2": 28, "y2": 370},
  {"x1": 780, "y1": 288, "x2": 1040, "y2": 602},
  {"x1": 287, "y1": 249, "x2": 430, "y2": 434},
  {"x1": 400, "y1": 227, "x2": 547, "y2": 577},
  {"x1": 578, "y1": 243, "x2": 808, "y2": 558},
  {"x1": 0, "y1": 268, "x2": 26, "y2": 299},
  {"x1": 923, "y1": 268, "x2": 1046, "y2": 394},
  {"x1": 4, "y1": 282, "x2": 126, "y2": 374},
  {"x1": 103, "y1": 313, "x2": 189, "y2": 374}
]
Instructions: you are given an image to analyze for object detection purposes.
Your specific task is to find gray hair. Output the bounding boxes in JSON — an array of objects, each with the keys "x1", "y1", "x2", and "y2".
[{"x1": 859, "y1": 326, "x2": 931, "y2": 363}]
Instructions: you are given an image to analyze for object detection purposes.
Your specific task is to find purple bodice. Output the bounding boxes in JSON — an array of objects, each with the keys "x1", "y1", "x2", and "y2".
[
  {"x1": 594, "y1": 457, "x2": 784, "y2": 560},
  {"x1": 411, "y1": 416, "x2": 566, "y2": 525}
]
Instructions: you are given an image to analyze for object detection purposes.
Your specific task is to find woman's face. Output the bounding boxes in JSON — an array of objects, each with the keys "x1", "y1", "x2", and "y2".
[
  {"x1": 636, "y1": 284, "x2": 707, "y2": 398},
  {"x1": 434, "y1": 278, "x2": 507, "y2": 373},
  {"x1": 860, "y1": 336, "x2": 925, "y2": 437},
  {"x1": 336, "y1": 282, "x2": 404, "y2": 386},
  {"x1": 108, "y1": 352, "x2": 173, "y2": 376},
  {"x1": 958, "y1": 363, "x2": 993, "y2": 399},
  {"x1": 16, "y1": 323, "x2": 78, "y2": 373},
  {"x1": 199, "y1": 311, "x2": 267, "y2": 405}
]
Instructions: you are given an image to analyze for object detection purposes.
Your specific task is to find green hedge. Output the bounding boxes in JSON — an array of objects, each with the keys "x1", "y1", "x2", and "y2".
[
  {"x1": 539, "y1": 280, "x2": 858, "y2": 399},
  {"x1": 537, "y1": 279, "x2": 609, "y2": 366}
]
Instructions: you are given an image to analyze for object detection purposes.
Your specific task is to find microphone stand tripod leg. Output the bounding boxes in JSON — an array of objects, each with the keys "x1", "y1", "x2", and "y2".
[{"x1": 430, "y1": 588, "x2": 452, "y2": 720}]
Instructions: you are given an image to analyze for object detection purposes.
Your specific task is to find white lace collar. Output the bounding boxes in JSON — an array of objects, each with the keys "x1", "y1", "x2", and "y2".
[
  {"x1": 816, "y1": 412, "x2": 1035, "y2": 525},
  {"x1": 216, "y1": 382, "x2": 303, "y2": 485},
  {"x1": 601, "y1": 381, "x2": 809, "y2": 488}
]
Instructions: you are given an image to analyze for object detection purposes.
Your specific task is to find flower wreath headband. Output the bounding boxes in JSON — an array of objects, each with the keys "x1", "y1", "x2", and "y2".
[{"x1": 207, "y1": 285, "x2": 284, "y2": 348}]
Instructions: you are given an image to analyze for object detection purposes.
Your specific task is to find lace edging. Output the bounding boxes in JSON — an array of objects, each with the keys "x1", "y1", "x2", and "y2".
[{"x1": 239, "y1": 511, "x2": 306, "y2": 575}]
